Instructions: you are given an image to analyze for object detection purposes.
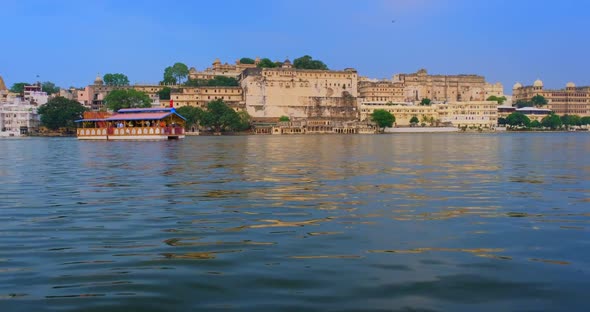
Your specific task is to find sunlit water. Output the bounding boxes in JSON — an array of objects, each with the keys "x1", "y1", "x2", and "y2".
[{"x1": 1, "y1": 133, "x2": 589, "y2": 311}]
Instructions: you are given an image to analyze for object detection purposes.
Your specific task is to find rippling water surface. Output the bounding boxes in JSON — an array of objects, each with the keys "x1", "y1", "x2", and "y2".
[{"x1": 1, "y1": 133, "x2": 589, "y2": 311}]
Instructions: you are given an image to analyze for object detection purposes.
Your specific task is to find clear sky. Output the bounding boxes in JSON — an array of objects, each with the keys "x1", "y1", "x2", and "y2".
[{"x1": 1, "y1": 0, "x2": 589, "y2": 93}]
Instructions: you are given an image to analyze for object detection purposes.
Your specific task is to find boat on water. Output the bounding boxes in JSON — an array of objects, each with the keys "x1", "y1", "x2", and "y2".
[{"x1": 76, "y1": 107, "x2": 186, "y2": 140}]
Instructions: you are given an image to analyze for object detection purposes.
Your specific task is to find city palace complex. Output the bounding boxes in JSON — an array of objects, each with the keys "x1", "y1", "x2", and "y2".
[{"x1": 2, "y1": 56, "x2": 590, "y2": 135}]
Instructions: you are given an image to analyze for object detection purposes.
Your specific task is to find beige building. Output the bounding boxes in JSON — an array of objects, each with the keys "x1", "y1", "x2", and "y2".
[
  {"x1": 169, "y1": 86, "x2": 244, "y2": 109},
  {"x1": 393, "y1": 69, "x2": 503, "y2": 103},
  {"x1": 241, "y1": 62, "x2": 359, "y2": 120},
  {"x1": 512, "y1": 80, "x2": 590, "y2": 116},
  {"x1": 358, "y1": 79, "x2": 405, "y2": 103},
  {"x1": 497, "y1": 105, "x2": 552, "y2": 122},
  {"x1": 360, "y1": 101, "x2": 498, "y2": 129},
  {"x1": 189, "y1": 58, "x2": 259, "y2": 80}
]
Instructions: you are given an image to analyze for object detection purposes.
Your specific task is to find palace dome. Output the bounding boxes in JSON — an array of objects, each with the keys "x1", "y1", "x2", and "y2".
[
  {"x1": 94, "y1": 73, "x2": 103, "y2": 85},
  {"x1": 533, "y1": 79, "x2": 543, "y2": 87},
  {"x1": 566, "y1": 82, "x2": 575, "y2": 88},
  {"x1": 513, "y1": 82, "x2": 522, "y2": 89}
]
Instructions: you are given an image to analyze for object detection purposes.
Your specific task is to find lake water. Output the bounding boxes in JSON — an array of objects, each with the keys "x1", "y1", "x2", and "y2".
[{"x1": 1, "y1": 133, "x2": 589, "y2": 311}]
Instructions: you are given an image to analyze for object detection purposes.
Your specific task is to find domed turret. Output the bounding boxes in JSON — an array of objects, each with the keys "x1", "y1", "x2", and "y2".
[
  {"x1": 513, "y1": 82, "x2": 522, "y2": 89},
  {"x1": 94, "y1": 73, "x2": 103, "y2": 86},
  {"x1": 533, "y1": 79, "x2": 543, "y2": 87},
  {"x1": 566, "y1": 82, "x2": 575, "y2": 88},
  {"x1": 282, "y1": 58, "x2": 293, "y2": 69},
  {"x1": 213, "y1": 58, "x2": 221, "y2": 65}
]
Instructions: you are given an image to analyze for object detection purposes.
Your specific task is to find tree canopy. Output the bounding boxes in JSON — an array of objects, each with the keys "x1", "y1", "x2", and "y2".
[
  {"x1": 240, "y1": 57, "x2": 256, "y2": 64},
  {"x1": 162, "y1": 63, "x2": 189, "y2": 84},
  {"x1": 486, "y1": 95, "x2": 507, "y2": 104},
  {"x1": 104, "y1": 89, "x2": 152, "y2": 112},
  {"x1": 257, "y1": 58, "x2": 278, "y2": 68},
  {"x1": 41, "y1": 81, "x2": 60, "y2": 95},
  {"x1": 185, "y1": 76, "x2": 239, "y2": 87},
  {"x1": 10, "y1": 82, "x2": 28, "y2": 94},
  {"x1": 103, "y1": 73, "x2": 130, "y2": 86},
  {"x1": 371, "y1": 109, "x2": 395, "y2": 131},
  {"x1": 293, "y1": 55, "x2": 328, "y2": 70},
  {"x1": 541, "y1": 114, "x2": 562, "y2": 130},
  {"x1": 506, "y1": 112, "x2": 531, "y2": 128},
  {"x1": 530, "y1": 120, "x2": 542, "y2": 128},
  {"x1": 157, "y1": 87, "x2": 171, "y2": 100},
  {"x1": 176, "y1": 106, "x2": 203, "y2": 130},
  {"x1": 279, "y1": 116, "x2": 290, "y2": 122},
  {"x1": 38, "y1": 96, "x2": 87, "y2": 130},
  {"x1": 420, "y1": 98, "x2": 431, "y2": 105},
  {"x1": 200, "y1": 99, "x2": 244, "y2": 133},
  {"x1": 581, "y1": 116, "x2": 590, "y2": 126},
  {"x1": 561, "y1": 114, "x2": 581, "y2": 128},
  {"x1": 531, "y1": 95, "x2": 548, "y2": 107},
  {"x1": 410, "y1": 116, "x2": 419, "y2": 125}
]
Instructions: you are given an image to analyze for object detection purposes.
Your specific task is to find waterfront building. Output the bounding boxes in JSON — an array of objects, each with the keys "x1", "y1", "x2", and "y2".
[
  {"x1": 253, "y1": 119, "x2": 377, "y2": 135},
  {"x1": 76, "y1": 108, "x2": 185, "y2": 140},
  {"x1": 358, "y1": 79, "x2": 405, "y2": 103},
  {"x1": 80, "y1": 74, "x2": 163, "y2": 110},
  {"x1": 240, "y1": 61, "x2": 359, "y2": 120},
  {"x1": 360, "y1": 101, "x2": 498, "y2": 129},
  {"x1": 0, "y1": 98, "x2": 41, "y2": 136},
  {"x1": 393, "y1": 69, "x2": 504, "y2": 103},
  {"x1": 512, "y1": 80, "x2": 590, "y2": 116},
  {"x1": 23, "y1": 83, "x2": 48, "y2": 105},
  {"x1": 497, "y1": 105, "x2": 552, "y2": 122}
]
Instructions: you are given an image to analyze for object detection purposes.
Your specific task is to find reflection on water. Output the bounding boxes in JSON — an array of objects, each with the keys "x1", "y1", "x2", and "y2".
[{"x1": 0, "y1": 133, "x2": 589, "y2": 311}]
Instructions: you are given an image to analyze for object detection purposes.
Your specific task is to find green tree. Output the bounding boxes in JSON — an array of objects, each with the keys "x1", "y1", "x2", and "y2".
[
  {"x1": 561, "y1": 114, "x2": 581, "y2": 129},
  {"x1": 38, "y1": 96, "x2": 87, "y2": 130},
  {"x1": 236, "y1": 111, "x2": 251, "y2": 131},
  {"x1": 506, "y1": 112, "x2": 531, "y2": 128},
  {"x1": 279, "y1": 116, "x2": 290, "y2": 122},
  {"x1": 531, "y1": 95, "x2": 548, "y2": 107},
  {"x1": 207, "y1": 76, "x2": 239, "y2": 87},
  {"x1": 157, "y1": 87, "x2": 171, "y2": 100},
  {"x1": 257, "y1": 58, "x2": 278, "y2": 68},
  {"x1": 541, "y1": 113, "x2": 562, "y2": 130},
  {"x1": 176, "y1": 106, "x2": 204, "y2": 130},
  {"x1": 240, "y1": 57, "x2": 256, "y2": 64},
  {"x1": 200, "y1": 99, "x2": 241, "y2": 133},
  {"x1": 104, "y1": 89, "x2": 152, "y2": 112},
  {"x1": 530, "y1": 120, "x2": 542, "y2": 128},
  {"x1": 162, "y1": 62, "x2": 189, "y2": 84},
  {"x1": 371, "y1": 109, "x2": 395, "y2": 132},
  {"x1": 103, "y1": 73, "x2": 130, "y2": 86},
  {"x1": 420, "y1": 98, "x2": 431, "y2": 105},
  {"x1": 580, "y1": 116, "x2": 590, "y2": 126},
  {"x1": 410, "y1": 116, "x2": 419, "y2": 126},
  {"x1": 486, "y1": 95, "x2": 507, "y2": 104},
  {"x1": 498, "y1": 117, "x2": 507, "y2": 126},
  {"x1": 41, "y1": 81, "x2": 60, "y2": 95},
  {"x1": 10, "y1": 82, "x2": 28, "y2": 93},
  {"x1": 293, "y1": 55, "x2": 328, "y2": 70}
]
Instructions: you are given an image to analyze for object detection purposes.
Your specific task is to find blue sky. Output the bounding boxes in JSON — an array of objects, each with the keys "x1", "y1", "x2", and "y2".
[{"x1": 1, "y1": 0, "x2": 589, "y2": 93}]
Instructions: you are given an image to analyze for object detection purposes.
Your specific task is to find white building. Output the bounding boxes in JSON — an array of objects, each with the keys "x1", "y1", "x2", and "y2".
[{"x1": 0, "y1": 98, "x2": 41, "y2": 136}]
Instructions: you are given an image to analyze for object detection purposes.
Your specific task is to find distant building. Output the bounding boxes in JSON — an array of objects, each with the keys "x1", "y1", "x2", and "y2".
[
  {"x1": 169, "y1": 86, "x2": 244, "y2": 110},
  {"x1": 188, "y1": 58, "x2": 260, "y2": 80},
  {"x1": 360, "y1": 101, "x2": 498, "y2": 129},
  {"x1": 240, "y1": 62, "x2": 359, "y2": 120},
  {"x1": 512, "y1": 80, "x2": 590, "y2": 116},
  {"x1": 23, "y1": 83, "x2": 48, "y2": 105},
  {"x1": 0, "y1": 98, "x2": 41, "y2": 136},
  {"x1": 0, "y1": 75, "x2": 7, "y2": 91},
  {"x1": 392, "y1": 69, "x2": 504, "y2": 103}
]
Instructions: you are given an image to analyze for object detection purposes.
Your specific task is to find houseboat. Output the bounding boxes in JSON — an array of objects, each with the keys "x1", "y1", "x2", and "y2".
[{"x1": 76, "y1": 107, "x2": 186, "y2": 140}]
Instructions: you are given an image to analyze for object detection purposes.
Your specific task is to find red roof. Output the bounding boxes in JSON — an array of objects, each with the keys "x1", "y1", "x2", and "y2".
[{"x1": 105, "y1": 112, "x2": 172, "y2": 121}]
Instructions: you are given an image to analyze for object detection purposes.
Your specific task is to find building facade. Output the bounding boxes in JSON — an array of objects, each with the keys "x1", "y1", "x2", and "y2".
[
  {"x1": 393, "y1": 69, "x2": 503, "y2": 103},
  {"x1": 169, "y1": 86, "x2": 244, "y2": 109},
  {"x1": 512, "y1": 80, "x2": 590, "y2": 116},
  {"x1": 0, "y1": 98, "x2": 41, "y2": 135},
  {"x1": 360, "y1": 101, "x2": 498, "y2": 128},
  {"x1": 188, "y1": 58, "x2": 259, "y2": 80},
  {"x1": 241, "y1": 62, "x2": 359, "y2": 120}
]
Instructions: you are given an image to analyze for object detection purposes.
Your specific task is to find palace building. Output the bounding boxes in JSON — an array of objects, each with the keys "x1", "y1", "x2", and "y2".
[
  {"x1": 512, "y1": 80, "x2": 590, "y2": 116},
  {"x1": 240, "y1": 60, "x2": 359, "y2": 120},
  {"x1": 188, "y1": 58, "x2": 260, "y2": 80}
]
